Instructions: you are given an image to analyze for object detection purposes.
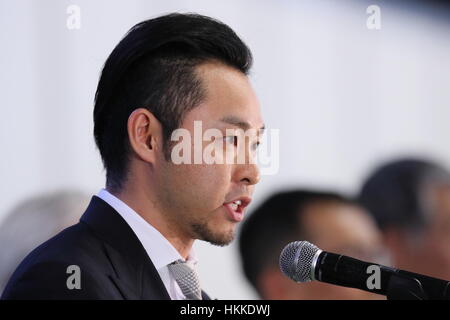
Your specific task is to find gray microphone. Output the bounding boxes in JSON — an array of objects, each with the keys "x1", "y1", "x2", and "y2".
[{"x1": 279, "y1": 241, "x2": 450, "y2": 300}]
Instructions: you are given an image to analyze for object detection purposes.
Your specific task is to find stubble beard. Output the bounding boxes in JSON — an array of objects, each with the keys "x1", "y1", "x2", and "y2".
[{"x1": 191, "y1": 220, "x2": 235, "y2": 247}]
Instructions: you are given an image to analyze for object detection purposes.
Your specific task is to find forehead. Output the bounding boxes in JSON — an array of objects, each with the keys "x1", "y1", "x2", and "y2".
[{"x1": 183, "y1": 61, "x2": 263, "y2": 129}]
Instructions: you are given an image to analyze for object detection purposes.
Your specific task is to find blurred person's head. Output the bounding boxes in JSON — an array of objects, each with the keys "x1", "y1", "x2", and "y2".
[
  {"x1": 0, "y1": 190, "x2": 89, "y2": 293},
  {"x1": 358, "y1": 158, "x2": 450, "y2": 280},
  {"x1": 238, "y1": 190, "x2": 384, "y2": 300},
  {"x1": 93, "y1": 13, "x2": 263, "y2": 250}
]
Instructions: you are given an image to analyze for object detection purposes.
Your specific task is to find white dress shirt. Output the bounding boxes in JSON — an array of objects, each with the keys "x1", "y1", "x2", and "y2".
[{"x1": 96, "y1": 189, "x2": 199, "y2": 300}]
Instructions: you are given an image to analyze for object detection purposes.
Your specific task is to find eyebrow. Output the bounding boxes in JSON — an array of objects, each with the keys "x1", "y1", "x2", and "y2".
[{"x1": 219, "y1": 116, "x2": 265, "y2": 132}]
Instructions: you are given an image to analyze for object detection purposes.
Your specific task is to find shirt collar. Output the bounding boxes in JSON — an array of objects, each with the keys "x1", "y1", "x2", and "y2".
[{"x1": 96, "y1": 189, "x2": 197, "y2": 270}]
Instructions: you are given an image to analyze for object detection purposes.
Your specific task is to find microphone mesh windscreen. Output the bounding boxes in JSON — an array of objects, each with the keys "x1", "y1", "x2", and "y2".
[{"x1": 279, "y1": 241, "x2": 320, "y2": 282}]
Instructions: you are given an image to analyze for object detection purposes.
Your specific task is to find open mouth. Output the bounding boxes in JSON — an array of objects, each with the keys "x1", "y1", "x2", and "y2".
[{"x1": 223, "y1": 198, "x2": 251, "y2": 222}]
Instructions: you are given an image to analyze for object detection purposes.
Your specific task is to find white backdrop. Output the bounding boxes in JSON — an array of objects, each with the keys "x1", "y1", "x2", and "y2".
[{"x1": 1, "y1": 0, "x2": 450, "y2": 299}]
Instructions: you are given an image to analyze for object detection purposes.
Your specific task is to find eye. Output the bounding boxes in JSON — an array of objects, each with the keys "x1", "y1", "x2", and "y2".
[
  {"x1": 224, "y1": 136, "x2": 239, "y2": 147},
  {"x1": 252, "y1": 141, "x2": 261, "y2": 151}
]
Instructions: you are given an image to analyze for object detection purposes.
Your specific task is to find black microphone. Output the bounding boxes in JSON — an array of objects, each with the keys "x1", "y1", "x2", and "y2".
[{"x1": 279, "y1": 241, "x2": 450, "y2": 300}]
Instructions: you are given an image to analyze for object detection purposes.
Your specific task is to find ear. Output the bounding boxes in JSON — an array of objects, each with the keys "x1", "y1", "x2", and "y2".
[
  {"x1": 383, "y1": 227, "x2": 403, "y2": 251},
  {"x1": 383, "y1": 227, "x2": 412, "y2": 267},
  {"x1": 127, "y1": 108, "x2": 163, "y2": 164}
]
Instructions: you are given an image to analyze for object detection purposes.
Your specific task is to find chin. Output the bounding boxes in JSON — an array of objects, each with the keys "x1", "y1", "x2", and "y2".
[{"x1": 192, "y1": 222, "x2": 235, "y2": 246}]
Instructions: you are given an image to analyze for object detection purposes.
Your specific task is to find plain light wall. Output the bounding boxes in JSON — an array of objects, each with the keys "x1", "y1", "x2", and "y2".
[{"x1": 1, "y1": 0, "x2": 449, "y2": 299}]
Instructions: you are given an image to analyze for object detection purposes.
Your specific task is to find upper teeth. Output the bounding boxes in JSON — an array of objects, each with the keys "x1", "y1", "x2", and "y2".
[{"x1": 229, "y1": 200, "x2": 242, "y2": 209}]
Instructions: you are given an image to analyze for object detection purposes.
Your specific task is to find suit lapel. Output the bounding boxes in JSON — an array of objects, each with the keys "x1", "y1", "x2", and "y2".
[{"x1": 80, "y1": 196, "x2": 171, "y2": 300}]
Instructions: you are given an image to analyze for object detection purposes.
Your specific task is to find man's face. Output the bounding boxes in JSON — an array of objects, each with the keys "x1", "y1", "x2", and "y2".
[
  {"x1": 414, "y1": 184, "x2": 450, "y2": 279},
  {"x1": 154, "y1": 62, "x2": 264, "y2": 246}
]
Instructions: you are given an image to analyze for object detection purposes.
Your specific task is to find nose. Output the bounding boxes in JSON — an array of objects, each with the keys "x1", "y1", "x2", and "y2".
[
  {"x1": 232, "y1": 137, "x2": 261, "y2": 186},
  {"x1": 236, "y1": 162, "x2": 260, "y2": 186}
]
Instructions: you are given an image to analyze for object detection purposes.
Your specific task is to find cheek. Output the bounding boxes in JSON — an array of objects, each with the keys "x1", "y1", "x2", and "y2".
[
  {"x1": 193, "y1": 165, "x2": 232, "y2": 201},
  {"x1": 198, "y1": 164, "x2": 231, "y2": 184},
  {"x1": 169, "y1": 163, "x2": 232, "y2": 209}
]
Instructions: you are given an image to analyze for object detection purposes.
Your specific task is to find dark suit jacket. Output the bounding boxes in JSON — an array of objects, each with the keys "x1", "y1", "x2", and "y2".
[{"x1": 1, "y1": 196, "x2": 210, "y2": 300}]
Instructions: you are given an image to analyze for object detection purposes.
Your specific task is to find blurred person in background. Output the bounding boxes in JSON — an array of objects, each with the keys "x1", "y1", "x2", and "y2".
[
  {"x1": 0, "y1": 190, "x2": 89, "y2": 295},
  {"x1": 238, "y1": 190, "x2": 385, "y2": 300},
  {"x1": 358, "y1": 158, "x2": 450, "y2": 281}
]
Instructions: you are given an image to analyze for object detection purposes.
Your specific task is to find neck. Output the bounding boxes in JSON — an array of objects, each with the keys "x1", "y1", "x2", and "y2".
[{"x1": 107, "y1": 181, "x2": 194, "y2": 259}]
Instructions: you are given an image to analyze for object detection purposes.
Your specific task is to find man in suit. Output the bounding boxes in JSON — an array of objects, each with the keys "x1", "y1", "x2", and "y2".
[{"x1": 2, "y1": 13, "x2": 264, "y2": 300}]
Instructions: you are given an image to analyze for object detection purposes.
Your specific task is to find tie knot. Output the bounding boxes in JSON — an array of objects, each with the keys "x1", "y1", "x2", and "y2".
[{"x1": 168, "y1": 259, "x2": 202, "y2": 300}]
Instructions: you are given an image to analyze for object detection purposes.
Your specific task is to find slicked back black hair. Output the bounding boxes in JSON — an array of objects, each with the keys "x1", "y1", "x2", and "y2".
[{"x1": 93, "y1": 13, "x2": 253, "y2": 191}]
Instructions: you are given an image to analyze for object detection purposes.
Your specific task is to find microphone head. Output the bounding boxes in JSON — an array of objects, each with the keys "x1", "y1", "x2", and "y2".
[{"x1": 279, "y1": 241, "x2": 321, "y2": 283}]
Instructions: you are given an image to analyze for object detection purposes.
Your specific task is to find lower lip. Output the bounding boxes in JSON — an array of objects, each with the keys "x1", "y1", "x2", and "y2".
[{"x1": 223, "y1": 203, "x2": 244, "y2": 222}]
